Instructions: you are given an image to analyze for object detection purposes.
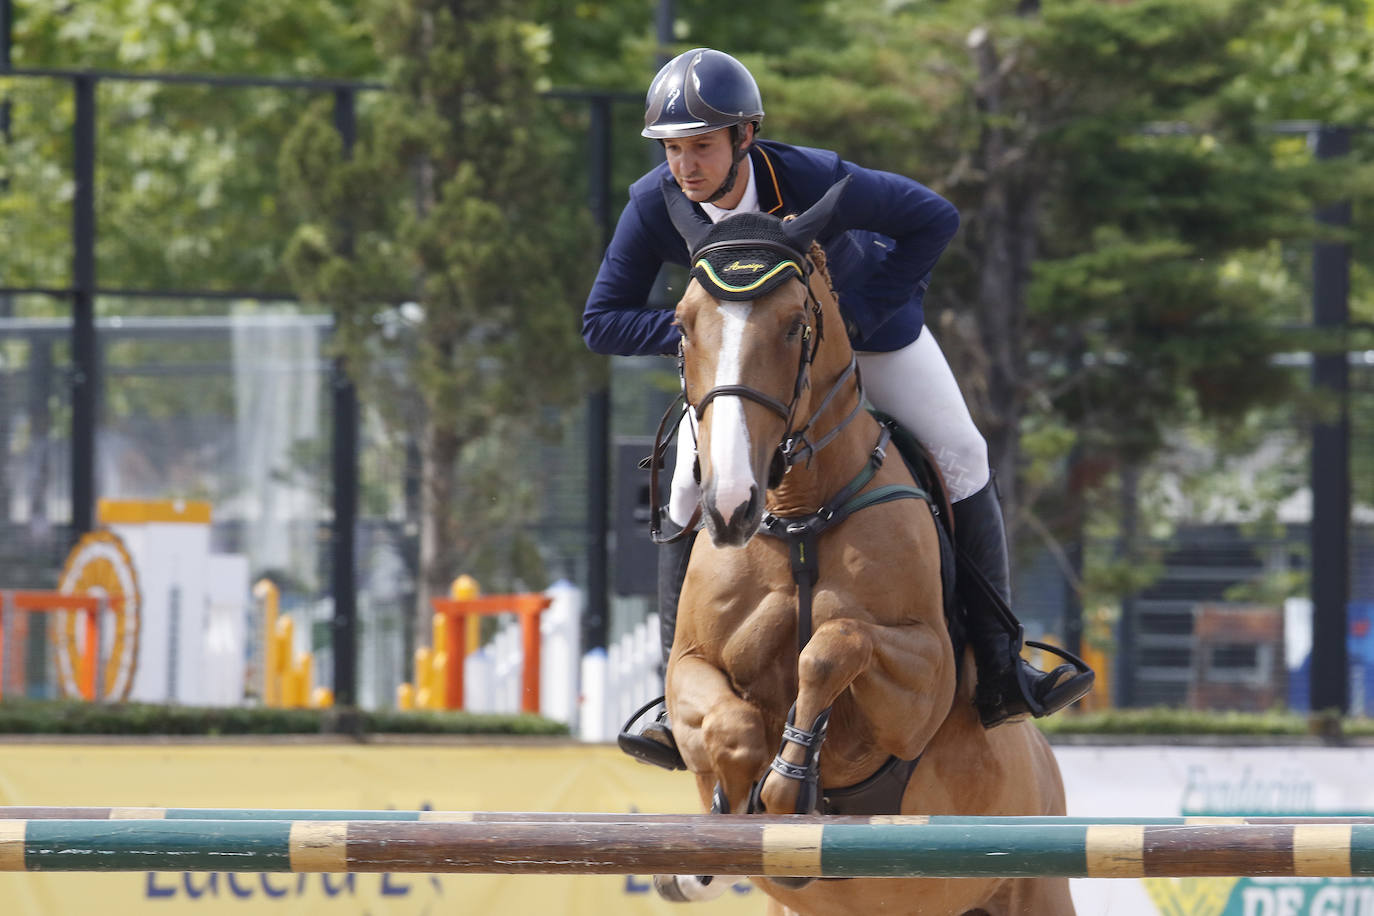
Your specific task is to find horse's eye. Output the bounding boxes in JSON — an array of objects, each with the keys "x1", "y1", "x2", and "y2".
[
  {"x1": 786, "y1": 316, "x2": 806, "y2": 341},
  {"x1": 674, "y1": 318, "x2": 689, "y2": 342}
]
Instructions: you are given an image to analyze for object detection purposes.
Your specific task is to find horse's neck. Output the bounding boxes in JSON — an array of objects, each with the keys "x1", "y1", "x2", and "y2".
[{"x1": 765, "y1": 256, "x2": 877, "y2": 517}]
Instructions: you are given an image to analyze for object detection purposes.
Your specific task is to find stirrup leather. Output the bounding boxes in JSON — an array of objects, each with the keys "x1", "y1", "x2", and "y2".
[{"x1": 616, "y1": 696, "x2": 686, "y2": 771}]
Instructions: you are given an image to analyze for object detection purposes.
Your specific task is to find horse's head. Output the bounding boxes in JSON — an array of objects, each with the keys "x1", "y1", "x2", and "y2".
[{"x1": 665, "y1": 177, "x2": 850, "y2": 547}]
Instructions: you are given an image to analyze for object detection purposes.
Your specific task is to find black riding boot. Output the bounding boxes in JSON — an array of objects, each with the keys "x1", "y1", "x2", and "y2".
[
  {"x1": 616, "y1": 528, "x2": 696, "y2": 770},
  {"x1": 953, "y1": 481, "x2": 1095, "y2": 728}
]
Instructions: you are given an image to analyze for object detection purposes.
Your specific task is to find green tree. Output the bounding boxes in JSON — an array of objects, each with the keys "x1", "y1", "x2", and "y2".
[
  {"x1": 748, "y1": 0, "x2": 1372, "y2": 609},
  {"x1": 279, "y1": 0, "x2": 597, "y2": 637},
  {"x1": 4, "y1": 0, "x2": 381, "y2": 294}
]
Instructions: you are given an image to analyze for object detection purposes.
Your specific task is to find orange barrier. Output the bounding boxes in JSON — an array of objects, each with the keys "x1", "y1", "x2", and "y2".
[
  {"x1": 430, "y1": 592, "x2": 552, "y2": 714},
  {"x1": 0, "y1": 591, "x2": 114, "y2": 701}
]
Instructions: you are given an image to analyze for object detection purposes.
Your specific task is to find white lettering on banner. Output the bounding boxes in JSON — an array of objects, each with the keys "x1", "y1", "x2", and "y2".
[
  {"x1": 1181, "y1": 764, "x2": 1316, "y2": 814},
  {"x1": 1244, "y1": 887, "x2": 1310, "y2": 916},
  {"x1": 1312, "y1": 884, "x2": 1374, "y2": 915},
  {"x1": 1242, "y1": 887, "x2": 1272, "y2": 916}
]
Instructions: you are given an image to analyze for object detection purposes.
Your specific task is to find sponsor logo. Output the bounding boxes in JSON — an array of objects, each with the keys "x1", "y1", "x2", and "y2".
[{"x1": 1180, "y1": 765, "x2": 1316, "y2": 815}]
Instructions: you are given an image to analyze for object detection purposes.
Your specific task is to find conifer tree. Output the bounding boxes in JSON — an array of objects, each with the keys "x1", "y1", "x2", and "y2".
[{"x1": 280, "y1": 0, "x2": 597, "y2": 636}]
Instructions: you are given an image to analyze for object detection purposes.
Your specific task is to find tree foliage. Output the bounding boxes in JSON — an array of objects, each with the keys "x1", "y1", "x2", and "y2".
[
  {"x1": 5, "y1": 1, "x2": 381, "y2": 294},
  {"x1": 734, "y1": 0, "x2": 1373, "y2": 605},
  {"x1": 278, "y1": 0, "x2": 598, "y2": 626}
]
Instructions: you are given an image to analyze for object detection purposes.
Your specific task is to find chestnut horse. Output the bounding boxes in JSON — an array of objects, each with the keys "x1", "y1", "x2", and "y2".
[{"x1": 654, "y1": 179, "x2": 1074, "y2": 915}]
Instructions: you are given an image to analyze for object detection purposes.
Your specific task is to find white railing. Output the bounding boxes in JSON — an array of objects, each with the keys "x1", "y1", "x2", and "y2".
[{"x1": 455, "y1": 581, "x2": 664, "y2": 742}]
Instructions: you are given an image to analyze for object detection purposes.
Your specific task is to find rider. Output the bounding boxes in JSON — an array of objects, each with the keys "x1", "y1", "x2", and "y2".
[{"x1": 582, "y1": 48, "x2": 1093, "y2": 765}]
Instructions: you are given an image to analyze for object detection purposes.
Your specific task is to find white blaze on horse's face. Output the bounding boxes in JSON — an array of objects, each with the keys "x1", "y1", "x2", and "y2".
[
  {"x1": 707, "y1": 302, "x2": 756, "y2": 536},
  {"x1": 679, "y1": 282, "x2": 807, "y2": 547}
]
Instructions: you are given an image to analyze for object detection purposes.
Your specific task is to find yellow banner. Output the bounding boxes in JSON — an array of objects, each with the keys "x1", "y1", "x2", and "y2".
[{"x1": 0, "y1": 740, "x2": 763, "y2": 915}]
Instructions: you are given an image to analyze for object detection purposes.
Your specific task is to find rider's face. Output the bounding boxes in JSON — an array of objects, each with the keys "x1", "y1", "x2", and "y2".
[{"x1": 663, "y1": 127, "x2": 747, "y2": 203}]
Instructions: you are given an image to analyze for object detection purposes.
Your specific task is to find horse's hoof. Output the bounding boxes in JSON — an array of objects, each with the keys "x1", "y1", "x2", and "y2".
[
  {"x1": 653, "y1": 873, "x2": 727, "y2": 902},
  {"x1": 769, "y1": 875, "x2": 816, "y2": 890}
]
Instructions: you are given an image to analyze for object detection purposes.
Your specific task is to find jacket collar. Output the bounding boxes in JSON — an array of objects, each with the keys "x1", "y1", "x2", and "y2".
[{"x1": 751, "y1": 144, "x2": 785, "y2": 215}]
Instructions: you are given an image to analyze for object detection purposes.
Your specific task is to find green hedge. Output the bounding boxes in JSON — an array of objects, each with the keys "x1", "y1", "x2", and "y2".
[
  {"x1": 1039, "y1": 707, "x2": 1374, "y2": 738},
  {"x1": 4, "y1": 699, "x2": 1372, "y2": 741},
  {"x1": 0, "y1": 699, "x2": 569, "y2": 737}
]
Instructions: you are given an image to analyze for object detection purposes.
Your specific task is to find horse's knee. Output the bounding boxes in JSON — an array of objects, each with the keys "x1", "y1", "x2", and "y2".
[
  {"x1": 701, "y1": 704, "x2": 768, "y2": 780},
  {"x1": 799, "y1": 621, "x2": 871, "y2": 690}
]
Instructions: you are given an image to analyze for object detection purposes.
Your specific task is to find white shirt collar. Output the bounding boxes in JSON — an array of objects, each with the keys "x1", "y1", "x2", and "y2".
[{"x1": 700, "y1": 157, "x2": 759, "y2": 224}]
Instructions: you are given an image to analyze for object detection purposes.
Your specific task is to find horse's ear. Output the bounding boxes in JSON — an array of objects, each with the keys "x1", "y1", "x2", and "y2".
[
  {"x1": 662, "y1": 180, "x2": 712, "y2": 256},
  {"x1": 782, "y1": 175, "x2": 851, "y2": 251}
]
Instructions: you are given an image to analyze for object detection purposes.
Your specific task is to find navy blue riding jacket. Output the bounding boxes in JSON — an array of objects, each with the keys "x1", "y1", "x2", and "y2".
[{"x1": 581, "y1": 138, "x2": 960, "y2": 356}]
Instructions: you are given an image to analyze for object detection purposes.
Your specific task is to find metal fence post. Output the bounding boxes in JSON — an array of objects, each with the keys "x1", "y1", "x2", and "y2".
[
  {"x1": 71, "y1": 74, "x2": 98, "y2": 539},
  {"x1": 1309, "y1": 125, "x2": 1352, "y2": 714},
  {"x1": 330, "y1": 86, "x2": 359, "y2": 709}
]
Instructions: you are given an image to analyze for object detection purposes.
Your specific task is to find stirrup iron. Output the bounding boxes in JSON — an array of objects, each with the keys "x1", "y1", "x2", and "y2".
[{"x1": 616, "y1": 696, "x2": 686, "y2": 771}]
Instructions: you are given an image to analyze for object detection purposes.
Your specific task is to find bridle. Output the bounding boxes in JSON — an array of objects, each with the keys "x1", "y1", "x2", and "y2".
[{"x1": 648, "y1": 240, "x2": 866, "y2": 544}]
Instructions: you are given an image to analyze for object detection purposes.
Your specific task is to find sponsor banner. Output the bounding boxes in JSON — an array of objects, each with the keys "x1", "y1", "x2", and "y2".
[
  {"x1": 1, "y1": 741, "x2": 1371, "y2": 914},
  {"x1": 1059, "y1": 745, "x2": 1374, "y2": 915},
  {"x1": 0, "y1": 741, "x2": 760, "y2": 915}
]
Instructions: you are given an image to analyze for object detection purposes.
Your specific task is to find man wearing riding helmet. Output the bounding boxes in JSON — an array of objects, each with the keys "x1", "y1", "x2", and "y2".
[{"x1": 583, "y1": 48, "x2": 1092, "y2": 769}]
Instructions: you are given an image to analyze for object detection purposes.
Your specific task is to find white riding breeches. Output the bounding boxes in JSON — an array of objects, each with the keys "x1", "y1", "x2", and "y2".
[
  {"x1": 667, "y1": 327, "x2": 990, "y2": 527},
  {"x1": 856, "y1": 329, "x2": 990, "y2": 502}
]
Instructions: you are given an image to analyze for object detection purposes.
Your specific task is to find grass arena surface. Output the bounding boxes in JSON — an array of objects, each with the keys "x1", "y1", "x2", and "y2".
[{"x1": 1, "y1": 817, "x2": 1373, "y2": 878}]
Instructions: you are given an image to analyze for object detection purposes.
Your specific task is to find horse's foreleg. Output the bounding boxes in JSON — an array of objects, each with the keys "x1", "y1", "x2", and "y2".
[
  {"x1": 758, "y1": 617, "x2": 952, "y2": 815},
  {"x1": 667, "y1": 654, "x2": 770, "y2": 814},
  {"x1": 655, "y1": 654, "x2": 772, "y2": 905}
]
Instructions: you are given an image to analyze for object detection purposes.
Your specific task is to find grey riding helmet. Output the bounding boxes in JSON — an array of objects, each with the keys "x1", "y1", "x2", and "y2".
[{"x1": 642, "y1": 48, "x2": 764, "y2": 139}]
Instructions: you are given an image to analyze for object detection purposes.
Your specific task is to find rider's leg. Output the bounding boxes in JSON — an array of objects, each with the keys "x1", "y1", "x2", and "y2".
[
  {"x1": 857, "y1": 329, "x2": 1092, "y2": 727},
  {"x1": 615, "y1": 530, "x2": 694, "y2": 770},
  {"x1": 616, "y1": 423, "x2": 698, "y2": 769},
  {"x1": 622, "y1": 527, "x2": 696, "y2": 763},
  {"x1": 660, "y1": 413, "x2": 701, "y2": 665}
]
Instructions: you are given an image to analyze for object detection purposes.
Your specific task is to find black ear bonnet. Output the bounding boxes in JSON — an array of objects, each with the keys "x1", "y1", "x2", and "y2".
[{"x1": 689, "y1": 212, "x2": 808, "y2": 301}]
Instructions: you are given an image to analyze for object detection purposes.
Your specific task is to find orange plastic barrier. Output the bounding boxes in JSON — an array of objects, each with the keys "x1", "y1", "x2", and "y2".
[
  {"x1": 0, "y1": 591, "x2": 115, "y2": 701},
  {"x1": 429, "y1": 593, "x2": 552, "y2": 714}
]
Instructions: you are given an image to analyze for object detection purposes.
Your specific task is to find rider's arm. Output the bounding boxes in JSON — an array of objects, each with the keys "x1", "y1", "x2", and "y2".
[
  {"x1": 834, "y1": 160, "x2": 960, "y2": 339},
  {"x1": 582, "y1": 197, "x2": 682, "y2": 357}
]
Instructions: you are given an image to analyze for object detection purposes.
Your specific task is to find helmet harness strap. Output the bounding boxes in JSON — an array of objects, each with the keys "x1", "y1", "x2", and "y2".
[{"x1": 701, "y1": 125, "x2": 751, "y2": 204}]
